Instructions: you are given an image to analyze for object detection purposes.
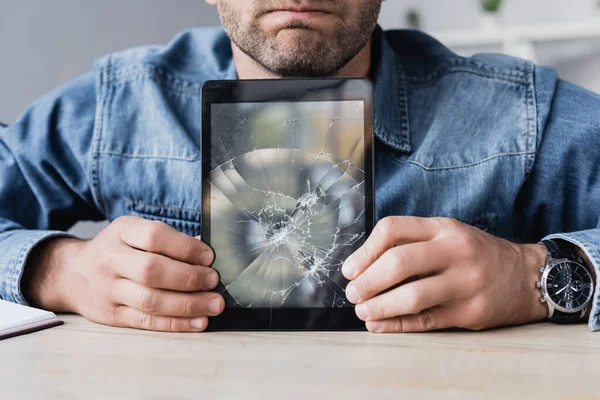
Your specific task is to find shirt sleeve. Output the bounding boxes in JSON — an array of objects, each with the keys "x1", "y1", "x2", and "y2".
[
  {"x1": 0, "y1": 72, "x2": 105, "y2": 305},
  {"x1": 514, "y1": 67, "x2": 600, "y2": 331}
]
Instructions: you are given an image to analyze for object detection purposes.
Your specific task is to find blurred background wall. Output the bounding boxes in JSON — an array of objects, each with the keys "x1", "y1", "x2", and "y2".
[
  {"x1": 379, "y1": 0, "x2": 600, "y2": 93},
  {"x1": 1, "y1": 0, "x2": 599, "y2": 237},
  {"x1": 0, "y1": 0, "x2": 219, "y2": 123}
]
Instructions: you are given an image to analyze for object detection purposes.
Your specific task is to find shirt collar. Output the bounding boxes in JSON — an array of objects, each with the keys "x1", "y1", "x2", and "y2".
[{"x1": 371, "y1": 26, "x2": 412, "y2": 153}]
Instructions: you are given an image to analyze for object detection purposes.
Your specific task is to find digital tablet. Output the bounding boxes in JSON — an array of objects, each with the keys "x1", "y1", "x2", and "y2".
[{"x1": 201, "y1": 79, "x2": 374, "y2": 331}]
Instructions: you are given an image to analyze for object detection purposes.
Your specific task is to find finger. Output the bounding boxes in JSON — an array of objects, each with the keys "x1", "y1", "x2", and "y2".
[
  {"x1": 112, "y1": 279, "x2": 225, "y2": 317},
  {"x1": 365, "y1": 305, "x2": 461, "y2": 333},
  {"x1": 113, "y1": 305, "x2": 209, "y2": 332},
  {"x1": 354, "y1": 274, "x2": 459, "y2": 321},
  {"x1": 342, "y1": 216, "x2": 441, "y2": 280},
  {"x1": 116, "y1": 247, "x2": 219, "y2": 292},
  {"x1": 116, "y1": 216, "x2": 214, "y2": 265},
  {"x1": 345, "y1": 240, "x2": 450, "y2": 304}
]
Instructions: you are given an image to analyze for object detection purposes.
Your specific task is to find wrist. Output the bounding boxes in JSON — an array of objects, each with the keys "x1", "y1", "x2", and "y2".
[
  {"x1": 518, "y1": 243, "x2": 549, "y2": 322},
  {"x1": 21, "y1": 237, "x2": 83, "y2": 313}
]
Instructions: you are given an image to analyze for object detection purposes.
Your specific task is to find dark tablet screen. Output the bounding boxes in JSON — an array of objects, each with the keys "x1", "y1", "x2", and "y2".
[{"x1": 202, "y1": 79, "x2": 373, "y2": 330}]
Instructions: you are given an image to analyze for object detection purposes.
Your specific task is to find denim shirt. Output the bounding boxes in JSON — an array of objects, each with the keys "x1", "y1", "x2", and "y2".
[{"x1": 1, "y1": 26, "x2": 599, "y2": 331}]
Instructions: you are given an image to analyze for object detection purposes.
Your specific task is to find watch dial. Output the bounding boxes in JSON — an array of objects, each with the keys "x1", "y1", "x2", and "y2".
[{"x1": 546, "y1": 261, "x2": 594, "y2": 311}]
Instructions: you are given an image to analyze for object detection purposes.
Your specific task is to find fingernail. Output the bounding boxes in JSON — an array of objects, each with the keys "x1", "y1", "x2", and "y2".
[
  {"x1": 205, "y1": 271, "x2": 219, "y2": 289},
  {"x1": 191, "y1": 318, "x2": 205, "y2": 330},
  {"x1": 345, "y1": 284, "x2": 360, "y2": 303},
  {"x1": 355, "y1": 304, "x2": 369, "y2": 321},
  {"x1": 208, "y1": 298, "x2": 222, "y2": 314},
  {"x1": 199, "y1": 250, "x2": 214, "y2": 266},
  {"x1": 366, "y1": 321, "x2": 383, "y2": 333},
  {"x1": 342, "y1": 259, "x2": 356, "y2": 279}
]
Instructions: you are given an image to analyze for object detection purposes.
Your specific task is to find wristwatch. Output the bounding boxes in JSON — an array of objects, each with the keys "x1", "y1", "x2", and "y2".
[{"x1": 537, "y1": 239, "x2": 595, "y2": 323}]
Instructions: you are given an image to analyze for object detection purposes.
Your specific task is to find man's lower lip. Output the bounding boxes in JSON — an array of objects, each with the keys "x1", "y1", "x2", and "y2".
[{"x1": 265, "y1": 10, "x2": 330, "y2": 23}]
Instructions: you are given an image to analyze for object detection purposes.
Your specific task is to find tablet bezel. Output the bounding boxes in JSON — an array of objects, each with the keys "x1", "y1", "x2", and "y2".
[{"x1": 201, "y1": 78, "x2": 374, "y2": 331}]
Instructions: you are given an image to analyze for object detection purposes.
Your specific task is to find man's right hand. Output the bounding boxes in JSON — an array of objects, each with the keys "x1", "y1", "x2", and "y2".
[{"x1": 22, "y1": 216, "x2": 223, "y2": 332}]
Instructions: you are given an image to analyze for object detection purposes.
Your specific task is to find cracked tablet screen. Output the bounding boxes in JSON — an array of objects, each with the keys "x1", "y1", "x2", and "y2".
[{"x1": 208, "y1": 101, "x2": 366, "y2": 308}]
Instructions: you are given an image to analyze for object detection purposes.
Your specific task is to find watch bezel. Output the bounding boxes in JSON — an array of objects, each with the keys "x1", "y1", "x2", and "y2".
[{"x1": 541, "y1": 258, "x2": 593, "y2": 314}]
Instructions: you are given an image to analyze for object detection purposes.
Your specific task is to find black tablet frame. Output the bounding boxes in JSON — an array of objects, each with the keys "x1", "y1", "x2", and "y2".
[{"x1": 201, "y1": 79, "x2": 374, "y2": 331}]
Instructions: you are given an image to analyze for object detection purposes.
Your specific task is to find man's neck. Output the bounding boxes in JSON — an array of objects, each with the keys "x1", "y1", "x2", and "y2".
[{"x1": 232, "y1": 41, "x2": 372, "y2": 80}]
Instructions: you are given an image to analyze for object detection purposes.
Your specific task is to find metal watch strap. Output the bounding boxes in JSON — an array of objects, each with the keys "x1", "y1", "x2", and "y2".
[{"x1": 541, "y1": 239, "x2": 586, "y2": 324}]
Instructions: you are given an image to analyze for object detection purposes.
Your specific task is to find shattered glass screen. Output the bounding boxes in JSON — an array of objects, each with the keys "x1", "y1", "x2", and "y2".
[{"x1": 208, "y1": 101, "x2": 366, "y2": 308}]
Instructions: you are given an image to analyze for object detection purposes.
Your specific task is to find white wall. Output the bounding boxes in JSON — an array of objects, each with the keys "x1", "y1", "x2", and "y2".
[
  {"x1": 0, "y1": 0, "x2": 220, "y2": 124},
  {"x1": 379, "y1": 0, "x2": 600, "y2": 31},
  {"x1": 379, "y1": 0, "x2": 600, "y2": 92}
]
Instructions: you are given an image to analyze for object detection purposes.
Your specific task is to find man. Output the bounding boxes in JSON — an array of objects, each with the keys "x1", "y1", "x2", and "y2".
[{"x1": 1, "y1": 0, "x2": 599, "y2": 333}]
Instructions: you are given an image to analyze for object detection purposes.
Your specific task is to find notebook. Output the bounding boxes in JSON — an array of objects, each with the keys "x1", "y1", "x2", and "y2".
[{"x1": 0, "y1": 299, "x2": 63, "y2": 340}]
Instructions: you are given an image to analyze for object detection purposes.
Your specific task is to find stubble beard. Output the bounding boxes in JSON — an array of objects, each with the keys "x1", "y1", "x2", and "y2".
[{"x1": 218, "y1": 2, "x2": 381, "y2": 77}]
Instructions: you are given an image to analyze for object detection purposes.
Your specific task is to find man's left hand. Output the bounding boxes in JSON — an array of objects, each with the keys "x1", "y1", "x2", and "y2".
[{"x1": 342, "y1": 217, "x2": 549, "y2": 333}]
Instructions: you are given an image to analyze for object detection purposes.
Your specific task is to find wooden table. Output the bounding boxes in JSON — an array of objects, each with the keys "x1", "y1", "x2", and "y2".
[{"x1": 1, "y1": 315, "x2": 599, "y2": 399}]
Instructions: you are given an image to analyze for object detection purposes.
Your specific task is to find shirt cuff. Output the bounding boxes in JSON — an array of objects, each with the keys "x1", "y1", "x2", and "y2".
[
  {"x1": 543, "y1": 230, "x2": 600, "y2": 331},
  {"x1": 0, "y1": 230, "x2": 76, "y2": 306}
]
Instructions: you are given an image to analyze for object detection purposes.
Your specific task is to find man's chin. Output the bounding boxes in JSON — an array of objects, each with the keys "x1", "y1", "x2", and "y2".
[
  {"x1": 272, "y1": 31, "x2": 328, "y2": 56},
  {"x1": 274, "y1": 27, "x2": 323, "y2": 41},
  {"x1": 262, "y1": 38, "x2": 344, "y2": 77},
  {"x1": 263, "y1": 57, "x2": 339, "y2": 78}
]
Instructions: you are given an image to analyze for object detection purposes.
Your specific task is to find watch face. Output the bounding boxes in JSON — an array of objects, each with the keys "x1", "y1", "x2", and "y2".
[{"x1": 544, "y1": 260, "x2": 594, "y2": 313}]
